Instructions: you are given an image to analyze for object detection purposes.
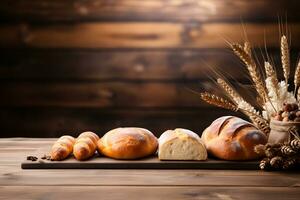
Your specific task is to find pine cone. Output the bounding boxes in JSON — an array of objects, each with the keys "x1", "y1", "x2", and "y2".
[
  {"x1": 259, "y1": 158, "x2": 271, "y2": 170},
  {"x1": 265, "y1": 146, "x2": 281, "y2": 158},
  {"x1": 270, "y1": 156, "x2": 283, "y2": 169},
  {"x1": 254, "y1": 144, "x2": 266, "y2": 156},
  {"x1": 290, "y1": 139, "x2": 300, "y2": 152},
  {"x1": 281, "y1": 145, "x2": 296, "y2": 156},
  {"x1": 282, "y1": 158, "x2": 297, "y2": 170}
]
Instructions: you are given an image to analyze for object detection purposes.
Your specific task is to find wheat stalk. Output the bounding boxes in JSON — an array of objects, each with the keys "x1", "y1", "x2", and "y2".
[
  {"x1": 240, "y1": 109, "x2": 270, "y2": 136},
  {"x1": 244, "y1": 41, "x2": 251, "y2": 56},
  {"x1": 200, "y1": 92, "x2": 238, "y2": 111},
  {"x1": 200, "y1": 91, "x2": 266, "y2": 124},
  {"x1": 250, "y1": 115, "x2": 270, "y2": 136},
  {"x1": 217, "y1": 78, "x2": 263, "y2": 118},
  {"x1": 217, "y1": 78, "x2": 243, "y2": 104},
  {"x1": 231, "y1": 43, "x2": 268, "y2": 103},
  {"x1": 281, "y1": 35, "x2": 290, "y2": 84},
  {"x1": 294, "y1": 59, "x2": 300, "y2": 95},
  {"x1": 264, "y1": 61, "x2": 279, "y2": 98}
]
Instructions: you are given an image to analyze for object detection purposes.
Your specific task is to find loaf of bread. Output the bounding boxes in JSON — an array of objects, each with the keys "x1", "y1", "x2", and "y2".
[
  {"x1": 50, "y1": 135, "x2": 75, "y2": 161},
  {"x1": 202, "y1": 116, "x2": 267, "y2": 160},
  {"x1": 97, "y1": 127, "x2": 158, "y2": 159},
  {"x1": 73, "y1": 131, "x2": 99, "y2": 160},
  {"x1": 158, "y1": 128, "x2": 207, "y2": 160}
]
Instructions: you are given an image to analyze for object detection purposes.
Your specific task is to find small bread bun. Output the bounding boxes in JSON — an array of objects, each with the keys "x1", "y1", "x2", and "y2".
[
  {"x1": 73, "y1": 131, "x2": 99, "y2": 160},
  {"x1": 202, "y1": 116, "x2": 267, "y2": 160},
  {"x1": 51, "y1": 135, "x2": 75, "y2": 161},
  {"x1": 97, "y1": 127, "x2": 158, "y2": 159}
]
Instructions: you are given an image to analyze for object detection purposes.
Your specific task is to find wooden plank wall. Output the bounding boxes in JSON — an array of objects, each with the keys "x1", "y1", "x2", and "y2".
[{"x1": 0, "y1": 0, "x2": 300, "y2": 137}]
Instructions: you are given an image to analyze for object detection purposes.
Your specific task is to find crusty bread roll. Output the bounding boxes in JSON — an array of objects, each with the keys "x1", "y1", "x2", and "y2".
[
  {"x1": 158, "y1": 128, "x2": 207, "y2": 160},
  {"x1": 73, "y1": 131, "x2": 99, "y2": 160},
  {"x1": 50, "y1": 135, "x2": 75, "y2": 161},
  {"x1": 97, "y1": 127, "x2": 158, "y2": 159},
  {"x1": 202, "y1": 116, "x2": 267, "y2": 160}
]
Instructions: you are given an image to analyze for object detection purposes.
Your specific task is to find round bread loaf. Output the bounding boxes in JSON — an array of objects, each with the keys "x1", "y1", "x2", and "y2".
[
  {"x1": 97, "y1": 127, "x2": 158, "y2": 159},
  {"x1": 201, "y1": 116, "x2": 267, "y2": 160}
]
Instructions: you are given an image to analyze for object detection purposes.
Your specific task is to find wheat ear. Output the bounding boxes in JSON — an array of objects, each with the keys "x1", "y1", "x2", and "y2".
[
  {"x1": 281, "y1": 35, "x2": 290, "y2": 84},
  {"x1": 297, "y1": 88, "x2": 300, "y2": 103},
  {"x1": 244, "y1": 41, "x2": 251, "y2": 56},
  {"x1": 217, "y1": 78, "x2": 243, "y2": 103},
  {"x1": 217, "y1": 78, "x2": 262, "y2": 118},
  {"x1": 294, "y1": 59, "x2": 300, "y2": 95},
  {"x1": 231, "y1": 43, "x2": 268, "y2": 103},
  {"x1": 250, "y1": 115, "x2": 270, "y2": 136},
  {"x1": 200, "y1": 91, "x2": 266, "y2": 127},
  {"x1": 200, "y1": 92, "x2": 238, "y2": 111},
  {"x1": 264, "y1": 61, "x2": 279, "y2": 98}
]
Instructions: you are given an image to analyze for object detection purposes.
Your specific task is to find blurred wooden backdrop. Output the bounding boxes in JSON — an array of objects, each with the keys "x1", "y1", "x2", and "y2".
[{"x1": 1, "y1": 0, "x2": 300, "y2": 137}]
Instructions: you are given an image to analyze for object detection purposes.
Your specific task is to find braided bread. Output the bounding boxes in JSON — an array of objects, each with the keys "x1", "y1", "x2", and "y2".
[
  {"x1": 73, "y1": 131, "x2": 99, "y2": 160},
  {"x1": 50, "y1": 135, "x2": 75, "y2": 161}
]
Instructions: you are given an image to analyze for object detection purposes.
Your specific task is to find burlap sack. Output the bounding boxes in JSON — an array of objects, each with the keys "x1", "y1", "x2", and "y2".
[{"x1": 268, "y1": 119, "x2": 300, "y2": 144}]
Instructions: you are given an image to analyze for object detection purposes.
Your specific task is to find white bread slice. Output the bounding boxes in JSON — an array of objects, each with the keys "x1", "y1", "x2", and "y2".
[{"x1": 158, "y1": 128, "x2": 207, "y2": 160}]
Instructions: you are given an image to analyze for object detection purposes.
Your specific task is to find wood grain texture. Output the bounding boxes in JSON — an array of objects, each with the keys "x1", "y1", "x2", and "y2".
[
  {"x1": 1, "y1": 171, "x2": 299, "y2": 187},
  {"x1": 1, "y1": 23, "x2": 300, "y2": 48},
  {"x1": 0, "y1": 0, "x2": 299, "y2": 23},
  {"x1": 1, "y1": 49, "x2": 298, "y2": 81},
  {"x1": 0, "y1": 82, "x2": 254, "y2": 107},
  {"x1": 0, "y1": 108, "x2": 243, "y2": 137},
  {"x1": 1, "y1": 186, "x2": 300, "y2": 200}
]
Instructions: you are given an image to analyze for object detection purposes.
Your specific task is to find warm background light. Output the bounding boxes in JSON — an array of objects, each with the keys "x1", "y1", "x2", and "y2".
[{"x1": 0, "y1": 0, "x2": 299, "y2": 137}]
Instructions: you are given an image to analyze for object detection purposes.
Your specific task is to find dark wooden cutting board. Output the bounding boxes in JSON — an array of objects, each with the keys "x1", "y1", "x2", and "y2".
[{"x1": 21, "y1": 148, "x2": 260, "y2": 170}]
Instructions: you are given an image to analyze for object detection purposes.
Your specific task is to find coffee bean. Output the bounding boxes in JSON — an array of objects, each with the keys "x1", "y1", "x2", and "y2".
[
  {"x1": 274, "y1": 115, "x2": 283, "y2": 121},
  {"x1": 283, "y1": 103, "x2": 293, "y2": 112},
  {"x1": 294, "y1": 117, "x2": 300, "y2": 122},
  {"x1": 283, "y1": 116, "x2": 289, "y2": 122},
  {"x1": 288, "y1": 111, "x2": 297, "y2": 120},
  {"x1": 291, "y1": 104, "x2": 299, "y2": 111},
  {"x1": 281, "y1": 111, "x2": 289, "y2": 118}
]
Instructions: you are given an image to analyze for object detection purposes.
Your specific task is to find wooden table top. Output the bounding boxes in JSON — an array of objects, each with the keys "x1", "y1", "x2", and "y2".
[{"x1": 1, "y1": 138, "x2": 300, "y2": 200}]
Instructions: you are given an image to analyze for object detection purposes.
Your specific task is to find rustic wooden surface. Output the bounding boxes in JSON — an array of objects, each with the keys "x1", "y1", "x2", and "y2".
[{"x1": 1, "y1": 138, "x2": 300, "y2": 200}]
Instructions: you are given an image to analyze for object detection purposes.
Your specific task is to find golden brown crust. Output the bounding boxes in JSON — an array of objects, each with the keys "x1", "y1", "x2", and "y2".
[
  {"x1": 98, "y1": 127, "x2": 158, "y2": 159},
  {"x1": 202, "y1": 116, "x2": 267, "y2": 160},
  {"x1": 50, "y1": 135, "x2": 75, "y2": 161},
  {"x1": 73, "y1": 131, "x2": 99, "y2": 160}
]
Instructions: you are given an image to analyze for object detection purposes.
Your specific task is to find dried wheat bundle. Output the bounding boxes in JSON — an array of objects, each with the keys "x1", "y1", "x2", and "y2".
[
  {"x1": 281, "y1": 35, "x2": 290, "y2": 84},
  {"x1": 231, "y1": 43, "x2": 268, "y2": 103},
  {"x1": 200, "y1": 92, "x2": 238, "y2": 111},
  {"x1": 199, "y1": 33, "x2": 300, "y2": 137}
]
